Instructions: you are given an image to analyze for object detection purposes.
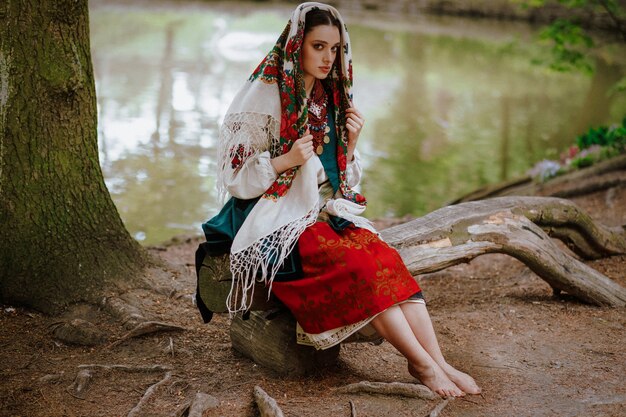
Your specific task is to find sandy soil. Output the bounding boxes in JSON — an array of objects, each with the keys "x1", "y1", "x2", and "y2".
[{"x1": 1, "y1": 182, "x2": 624, "y2": 417}]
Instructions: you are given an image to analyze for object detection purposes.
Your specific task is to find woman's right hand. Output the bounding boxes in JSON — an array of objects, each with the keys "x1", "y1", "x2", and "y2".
[{"x1": 271, "y1": 130, "x2": 314, "y2": 174}]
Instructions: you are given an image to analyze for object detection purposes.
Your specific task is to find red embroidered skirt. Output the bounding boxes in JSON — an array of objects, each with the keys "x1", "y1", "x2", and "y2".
[{"x1": 270, "y1": 222, "x2": 421, "y2": 334}]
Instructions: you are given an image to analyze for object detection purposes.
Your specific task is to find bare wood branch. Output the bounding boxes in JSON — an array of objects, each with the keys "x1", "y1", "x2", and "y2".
[
  {"x1": 335, "y1": 381, "x2": 437, "y2": 400},
  {"x1": 425, "y1": 399, "x2": 451, "y2": 417},
  {"x1": 108, "y1": 321, "x2": 187, "y2": 348},
  {"x1": 382, "y1": 197, "x2": 626, "y2": 307},
  {"x1": 127, "y1": 371, "x2": 173, "y2": 417},
  {"x1": 383, "y1": 196, "x2": 626, "y2": 257},
  {"x1": 254, "y1": 386, "x2": 285, "y2": 417}
]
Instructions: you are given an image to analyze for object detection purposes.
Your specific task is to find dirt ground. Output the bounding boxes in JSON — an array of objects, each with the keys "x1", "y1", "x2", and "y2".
[{"x1": 1, "y1": 177, "x2": 625, "y2": 417}]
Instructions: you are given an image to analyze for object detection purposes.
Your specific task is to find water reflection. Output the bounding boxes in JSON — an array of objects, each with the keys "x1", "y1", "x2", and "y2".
[{"x1": 91, "y1": 2, "x2": 626, "y2": 244}]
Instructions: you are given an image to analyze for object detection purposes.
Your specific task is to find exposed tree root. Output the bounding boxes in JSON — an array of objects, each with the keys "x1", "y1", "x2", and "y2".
[
  {"x1": 167, "y1": 392, "x2": 220, "y2": 417},
  {"x1": 187, "y1": 392, "x2": 220, "y2": 417},
  {"x1": 349, "y1": 399, "x2": 357, "y2": 417},
  {"x1": 39, "y1": 373, "x2": 64, "y2": 384},
  {"x1": 254, "y1": 385, "x2": 285, "y2": 417},
  {"x1": 67, "y1": 369, "x2": 92, "y2": 400},
  {"x1": 168, "y1": 402, "x2": 192, "y2": 417},
  {"x1": 425, "y1": 398, "x2": 451, "y2": 417},
  {"x1": 549, "y1": 172, "x2": 626, "y2": 199},
  {"x1": 77, "y1": 364, "x2": 173, "y2": 373},
  {"x1": 52, "y1": 319, "x2": 107, "y2": 346},
  {"x1": 335, "y1": 381, "x2": 437, "y2": 400},
  {"x1": 108, "y1": 321, "x2": 187, "y2": 348},
  {"x1": 127, "y1": 371, "x2": 173, "y2": 417},
  {"x1": 102, "y1": 296, "x2": 147, "y2": 329},
  {"x1": 165, "y1": 337, "x2": 175, "y2": 357}
]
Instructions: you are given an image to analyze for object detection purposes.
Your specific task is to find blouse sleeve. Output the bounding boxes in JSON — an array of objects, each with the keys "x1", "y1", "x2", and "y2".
[
  {"x1": 345, "y1": 149, "x2": 363, "y2": 188},
  {"x1": 224, "y1": 151, "x2": 278, "y2": 200}
]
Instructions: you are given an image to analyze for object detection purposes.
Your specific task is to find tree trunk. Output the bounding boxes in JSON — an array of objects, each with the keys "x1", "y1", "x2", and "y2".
[{"x1": 0, "y1": 0, "x2": 146, "y2": 314}]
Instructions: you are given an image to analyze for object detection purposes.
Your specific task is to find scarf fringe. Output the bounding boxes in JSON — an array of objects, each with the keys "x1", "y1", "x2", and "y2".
[{"x1": 226, "y1": 203, "x2": 319, "y2": 314}]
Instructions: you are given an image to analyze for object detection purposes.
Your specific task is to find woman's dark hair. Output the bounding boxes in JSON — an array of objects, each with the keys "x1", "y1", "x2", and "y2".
[{"x1": 304, "y1": 8, "x2": 341, "y2": 34}]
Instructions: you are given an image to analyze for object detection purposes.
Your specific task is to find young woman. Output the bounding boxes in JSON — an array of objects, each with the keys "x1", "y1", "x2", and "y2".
[{"x1": 201, "y1": 2, "x2": 480, "y2": 398}]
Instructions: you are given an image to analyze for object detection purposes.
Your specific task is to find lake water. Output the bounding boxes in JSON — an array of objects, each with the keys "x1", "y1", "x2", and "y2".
[{"x1": 90, "y1": 1, "x2": 626, "y2": 245}]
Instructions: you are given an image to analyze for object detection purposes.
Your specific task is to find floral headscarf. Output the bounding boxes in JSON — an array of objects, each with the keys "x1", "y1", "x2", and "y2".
[{"x1": 222, "y1": 1, "x2": 366, "y2": 205}]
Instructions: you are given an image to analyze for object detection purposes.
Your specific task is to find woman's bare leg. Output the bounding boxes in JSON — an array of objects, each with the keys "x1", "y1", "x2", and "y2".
[
  {"x1": 400, "y1": 302, "x2": 481, "y2": 394},
  {"x1": 370, "y1": 305, "x2": 464, "y2": 398}
]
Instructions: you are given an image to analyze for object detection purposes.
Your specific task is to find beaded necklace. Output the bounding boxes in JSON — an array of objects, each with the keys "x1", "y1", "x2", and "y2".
[{"x1": 307, "y1": 80, "x2": 331, "y2": 155}]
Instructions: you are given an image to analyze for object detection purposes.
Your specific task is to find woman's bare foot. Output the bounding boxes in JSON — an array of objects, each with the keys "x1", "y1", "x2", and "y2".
[
  {"x1": 408, "y1": 362, "x2": 464, "y2": 398},
  {"x1": 440, "y1": 363, "x2": 481, "y2": 395}
]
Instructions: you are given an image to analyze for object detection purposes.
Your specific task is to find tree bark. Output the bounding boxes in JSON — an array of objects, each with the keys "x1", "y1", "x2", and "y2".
[
  {"x1": 382, "y1": 196, "x2": 626, "y2": 259},
  {"x1": 230, "y1": 310, "x2": 340, "y2": 376},
  {"x1": 0, "y1": 0, "x2": 146, "y2": 314},
  {"x1": 382, "y1": 196, "x2": 626, "y2": 306}
]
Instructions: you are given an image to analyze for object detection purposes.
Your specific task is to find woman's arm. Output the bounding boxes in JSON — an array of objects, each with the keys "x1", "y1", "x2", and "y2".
[
  {"x1": 224, "y1": 151, "x2": 278, "y2": 199},
  {"x1": 224, "y1": 131, "x2": 315, "y2": 199}
]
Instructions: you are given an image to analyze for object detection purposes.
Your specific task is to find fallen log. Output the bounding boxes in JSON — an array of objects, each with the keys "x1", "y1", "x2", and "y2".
[
  {"x1": 382, "y1": 197, "x2": 626, "y2": 306},
  {"x1": 230, "y1": 310, "x2": 340, "y2": 376},
  {"x1": 197, "y1": 253, "x2": 282, "y2": 314}
]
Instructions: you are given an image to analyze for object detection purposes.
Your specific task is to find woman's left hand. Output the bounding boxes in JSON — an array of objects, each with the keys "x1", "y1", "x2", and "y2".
[{"x1": 345, "y1": 106, "x2": 364, "y2": 162}]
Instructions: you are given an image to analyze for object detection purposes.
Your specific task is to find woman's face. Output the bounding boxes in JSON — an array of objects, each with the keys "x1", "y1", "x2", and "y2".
[{"x1": 302, "y1": 24, "x2": 341, "y2": 86}]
